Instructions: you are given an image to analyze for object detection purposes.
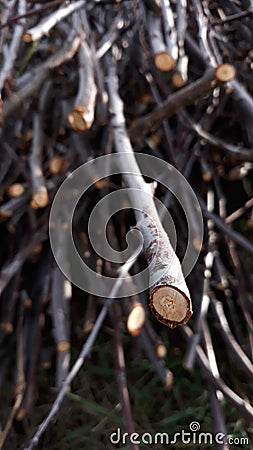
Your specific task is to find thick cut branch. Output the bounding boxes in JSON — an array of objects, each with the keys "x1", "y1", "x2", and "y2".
[
  {"x1": 147, "y1": 12, "x2": 175, "y2": 72},
  {"x1": 106, "y1": 61, "x2": 192, "y2": 328}
]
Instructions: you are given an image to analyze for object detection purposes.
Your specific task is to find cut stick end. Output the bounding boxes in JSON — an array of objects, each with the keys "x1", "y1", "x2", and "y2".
[
  {"x1": 149, "y1": 285, "x2": 192, "y2": 328},
  {"x1": 68, "y1": 107, "x2": 94, "y2": 132},
  {"x1": 57, "y1": 341, "x2": 70, "y2": 352},
  {"x1": 165, "y1": 370, "x2": 174, "y2": 389},
  {"x1": 171, "y1": 71, "x2": 187, "y2": 89},
  {"x1": 0, "y1": 322, "x2": 14, "y2": 334},
  {"x1": 154, "y1": 52, "x2": 176, "y2": 72},
  {"x1": 215, "y1": 63, "x2": 236, "y2": 83},
  {"x1": 127, "y1": 304, "x2": 146, "y2": 336},
  {"x1": 31, "y1": 189, "x2": 49, "y2": 209},
  {"x1": 49, "y1": 156, "x2": 68, "y2": 174},
  {"x1": 7, "y1": 183, "x2": 25, "y2": 198},
  {"x1": 22, "y1": 32, "x2": 32, "y2": 43},
  {"x1": 156, "y1": 343, "x2": 167, "y2": 359}
]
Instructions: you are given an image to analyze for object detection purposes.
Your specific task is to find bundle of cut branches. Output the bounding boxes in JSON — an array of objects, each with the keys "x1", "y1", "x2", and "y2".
[{"x1": 1, "y1": 1, "x2": 253, "y2": 448}]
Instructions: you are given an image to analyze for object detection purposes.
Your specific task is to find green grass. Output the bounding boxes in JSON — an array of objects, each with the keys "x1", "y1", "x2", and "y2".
[{"x1": 3, "y1": 323, "x2": 253, "y2": 449}]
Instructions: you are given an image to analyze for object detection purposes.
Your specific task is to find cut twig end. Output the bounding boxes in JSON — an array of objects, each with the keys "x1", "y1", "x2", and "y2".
[
  {"x1": 215, "y1": 63, "x2": 236, "y2": 83},
  {"x1": 7, "y1": 183, "x2": 25, "y2": 198},
  {"x1": 149, "y1": 285, "x2": 192, "y2": 328},
  {"x1": 30, "y1": 188, "x2": 49, "y2": 209},
  {"x1": 171, "y1": 71, "x2": 187, "y2": 88},
  {"x1": 165, "y1": 370, "x2": 174, "y2": 389},
  {"x1": 127, "y1": 303, "x2": 146, "y2": 336},
  {"x1": 154, "y1": 52, "x2": 176, "y2": 72},
  {"x1": 22, "y1": 32, "x2": 33, "y2": 43},
  {"x1": 68, "y1": 106, "x2": 94, "y2": 132}
]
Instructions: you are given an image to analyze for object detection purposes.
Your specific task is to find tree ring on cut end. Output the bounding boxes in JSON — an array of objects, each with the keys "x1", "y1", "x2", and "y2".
[{"x1": 149, "y1": 285, "x2": 192, "y2": 328}]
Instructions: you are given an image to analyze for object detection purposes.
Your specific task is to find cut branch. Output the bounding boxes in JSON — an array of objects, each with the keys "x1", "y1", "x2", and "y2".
[
  {"x1": 2, "y1": 31, "x2": 81, "y2": 121},
  {"x1": 68, "y1": 38, "x2": 97, "y2": 132},
  {"x1": 129, "y1": 66, "x2": 235, "y2": 141},
  {"x1": 29, "y1": 112, "x2": 48, "y2": 209},
  {"x1": 106, "y1": 59, "x2": 192, "y2": 328},
  {"x1": 23, "y1": 0, "x2": 86, "y2": 42},
  {"x1": 147, "y1": 11, "x2": 175, "y2": 72},
  {"x1": 160, "y1": 0, "x2": 178, "y2": 66}
]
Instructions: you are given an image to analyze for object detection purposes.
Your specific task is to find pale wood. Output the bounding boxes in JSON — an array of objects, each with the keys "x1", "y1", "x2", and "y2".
[
  {"x1": 127, "y1": 303, "x2": 146, "y2": 336},
  {"x1": 215, "y1": 63, "x2": 236, "y2": 83},
  {"x1": 172, "y1": 55, "x2": 189, "y2": 88},
  {"x1": 154, "y1": 52, "x2": 176, "y2": 71},
  {"x1": 150, "y1": 285, "x2": 192, "y2": 328},
  {"x1": 6, "y1": 183, "x2": 25, "y2": 198},
  {"x1": 48, "y1": 156, "x2": 68, "y2": 174}
]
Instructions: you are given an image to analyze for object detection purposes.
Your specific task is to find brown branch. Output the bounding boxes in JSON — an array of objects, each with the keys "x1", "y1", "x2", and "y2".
[{"x1": 226, "y1": 197, "x2": 253, "y2": 224}]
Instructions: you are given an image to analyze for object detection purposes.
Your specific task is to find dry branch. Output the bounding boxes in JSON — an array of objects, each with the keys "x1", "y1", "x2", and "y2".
[
  {"x1": 23, "y1": 0, "x2": 86, "y2": 42},
  {"x1": 126, "y1": 296, "x2": 146, "y2": 336},
  {"x1": 140, "y1": 328, "x2": 173, "y2": 387},
  {"x1": 129, "y1": 66, "x2": 235, "y2": 141},
  {"x1": 211, "y1": 297, "x2": 253, "y2": 381},
  {"x1": 160, "y1": 0, "x2": 178, "y2": 67},
  {"x1": 106, "y1": 59, "x2": 192, "y2": 328},
  {"x1": 68, "y1": 38, "x2": 97, "y2": 132},
  {"x1": 29, "y1": 112, "x2": 48, "y2": 209},
  {"x1": 181, "y1": 326, "x2": 253, "y2": 423},
  {"x1": 147, "y1": 11, "x2": 175, "y2": 72},
  {"x1": 0, "y1": 0, "x2": 26, "y2": 94},
  {"x1": 52, "y1": 267, "x2": 71, "y2": 388},
  {"x1": 2, "y1": 31, "x2": 81, "y2": 121},
  {"x1": 172, "y1": 0, "x2": 188, "y2": 87}
]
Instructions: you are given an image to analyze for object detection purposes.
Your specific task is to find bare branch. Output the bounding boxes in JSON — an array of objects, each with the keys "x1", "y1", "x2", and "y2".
[{"x1": 106, "y1": 58, "x2": 192, "y2": 328}]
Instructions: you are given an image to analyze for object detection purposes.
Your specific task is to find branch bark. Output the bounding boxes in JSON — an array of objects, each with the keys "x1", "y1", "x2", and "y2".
[
  {"x1": 106, "y1": 59, "x2": 192, "y2": 328},
  {"x1": 129, "y1": 66, "x2": 235, "y2": 141}
]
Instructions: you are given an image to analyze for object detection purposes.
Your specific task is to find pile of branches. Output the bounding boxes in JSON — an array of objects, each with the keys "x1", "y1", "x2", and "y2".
[{"x1": 1, "y1": 0, "x2": 253, "y2": 448}]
